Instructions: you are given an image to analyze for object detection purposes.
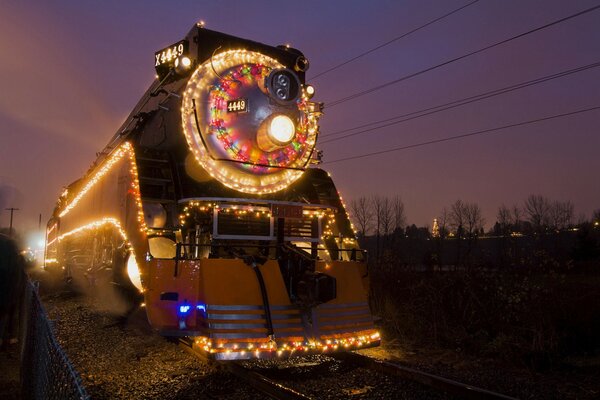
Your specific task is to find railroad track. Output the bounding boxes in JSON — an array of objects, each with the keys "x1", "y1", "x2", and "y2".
[
  {"x1": 332, "y1": 352, "x2": 517, "y2": 400},
  {"x1": 180, "y1": 338, "x2": 517, "y2": 400}
]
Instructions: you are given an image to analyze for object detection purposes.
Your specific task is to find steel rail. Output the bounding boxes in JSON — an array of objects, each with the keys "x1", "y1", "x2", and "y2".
[
  {"x1": 179, "y1": 338, "x2": 311, "y2": 400},
  {"x1": 181, "y1": 337, "x2": 516, "y2": 399},
  {"x1": 226, "y1": 362, "x2": 311, "y2": 400},
  {"x1": 332, "y1": 352, "x2": 518, "y2": 400}
]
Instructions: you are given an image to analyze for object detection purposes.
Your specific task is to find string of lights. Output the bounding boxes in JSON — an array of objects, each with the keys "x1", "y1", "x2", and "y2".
[
  {"x1": 308, "y1": 0, "x2": 480, "y2": 81},
  {"x1": 322, "y1": 105, "x2": 600, "y2": 165},
  {"x1": 325, "y1": 4, "x2": 600, "y2": 108},
  {"x1": 319, "y1": 60, "x2": 600, "y2": 144},
  {"x1": 58, "y1": 142, "x2": 147, "y2": 234}
]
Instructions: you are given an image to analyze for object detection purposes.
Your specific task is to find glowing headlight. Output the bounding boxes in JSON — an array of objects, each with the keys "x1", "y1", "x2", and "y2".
[
  {"x1": 304, "y1": 84, "x2": 315, "y2": 99},
  {"x1": 175, "y1": 56, "x2": 192, "y2": 74},
  {"x1": 126, "y1": 254, "x2": 143, "y2": 292},
  {"x1": 256, "y1": 114, "x2": 296, "y2": 152},
  {"x1": 269, "y1": 115, "x2": 295, "y2": 144}
]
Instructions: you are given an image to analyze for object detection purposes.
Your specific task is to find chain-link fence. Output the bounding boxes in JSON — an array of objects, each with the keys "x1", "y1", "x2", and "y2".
[{"x1": 20, "y1": 281, "x2": 89, "y2": 400}]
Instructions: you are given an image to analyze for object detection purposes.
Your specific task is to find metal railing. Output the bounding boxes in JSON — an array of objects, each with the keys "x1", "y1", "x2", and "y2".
[
  {"x1": 20, "y1": 280, "x2": 89, "y2": 400},
  {"x1": 171, "y1": 242, "x2": 367, "y2": 261}
]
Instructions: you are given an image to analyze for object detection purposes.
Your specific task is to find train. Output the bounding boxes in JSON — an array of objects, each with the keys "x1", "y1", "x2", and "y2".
[{"x1": 44, "y1": 24, "x2": 380, "y2": 360}]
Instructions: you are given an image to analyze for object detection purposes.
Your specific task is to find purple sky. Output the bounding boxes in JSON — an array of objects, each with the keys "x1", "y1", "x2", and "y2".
[{"x1": 1, "y1": 0, "x2": 599, "y2": 237}]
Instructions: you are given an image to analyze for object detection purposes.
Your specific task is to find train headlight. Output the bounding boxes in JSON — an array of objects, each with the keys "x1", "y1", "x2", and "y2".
[
  {"x1": 266, "y1": 68, "x2": 300, "y2": 104},
  {"x1": 257, "y1": 113, "x2": 296, "y2": 152},
  {"x1": 304, "y1": 84, "x2": 315, "y2": 99},
  {"x1": 269, "y1": 115, "x2": 295, "y2": 144},
  {"x1": 126, "y1": 254, "x2": 144, "y2": 292},
  {"x1": 174, "y1": 56, "x2": 192, "y2": 74}
]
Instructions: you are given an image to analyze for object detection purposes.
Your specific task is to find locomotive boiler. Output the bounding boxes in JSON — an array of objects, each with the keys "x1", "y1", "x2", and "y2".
[{"x1": 44, "y1": 24, "x2": 380, "y2": 360}]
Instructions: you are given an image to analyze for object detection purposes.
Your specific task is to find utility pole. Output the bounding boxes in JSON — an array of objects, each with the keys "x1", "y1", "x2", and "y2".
[{"x1": 5, "y1": 207, "x2": 19, "y2": 237}]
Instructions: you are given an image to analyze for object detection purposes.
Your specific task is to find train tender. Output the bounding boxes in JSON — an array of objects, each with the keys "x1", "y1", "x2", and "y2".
[{"x1": 44, "y1": 25, "x2": 380, "y2": 360}]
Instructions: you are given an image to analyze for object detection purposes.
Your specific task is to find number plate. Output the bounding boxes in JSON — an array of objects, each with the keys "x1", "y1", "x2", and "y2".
[
  {"x1": 154, "y1": 40, "x2": 189, "y2": 79},
  {"x1": 155, "y1": 40, "x2": 188, "y2": 67},
  {"x1": 227, "y1": 99, "x2": 249, "y2": 113}
]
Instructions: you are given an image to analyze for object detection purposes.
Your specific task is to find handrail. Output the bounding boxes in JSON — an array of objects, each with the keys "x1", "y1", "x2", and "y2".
[{"x1": 168, "y1": 242, "x2": 367, "y2": 261}]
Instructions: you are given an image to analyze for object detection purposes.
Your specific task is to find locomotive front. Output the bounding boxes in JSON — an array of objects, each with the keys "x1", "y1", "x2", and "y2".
[
  {"x1": 181, "y1": 48, "x2": 319, "y2": 194},
  {"x1": 45, "y1": 24, "x2": 380, "y2": 360}
]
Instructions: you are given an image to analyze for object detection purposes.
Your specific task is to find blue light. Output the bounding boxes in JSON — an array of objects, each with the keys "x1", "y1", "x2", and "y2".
[
  {"x1": 196, "y1": 304, "x2": 206, "y2": 313},
  {"x1": 179, "y1": 304, "x2": 191, "y2": 314}
]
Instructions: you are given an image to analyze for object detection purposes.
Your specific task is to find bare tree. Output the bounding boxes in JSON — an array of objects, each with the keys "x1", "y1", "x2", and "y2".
[
  {"x1": 371, "y1": 196, "x2": 384, "y2": 263},
  {"x1": 371, "y1": 195, "x2": 383, "y2": 236},
  {"x1": 379, "y1": 197, "x2": 394, "y2": 236},
  {"x1": 549, "y1": 200, "x2": 574, "y2": 230},
  {"x1": 449, "y1": 200, "x2": 466, "y2": 236},
  {"x1": 438, "y1": 207, "x2": 449, "y2": 238},
  {"x1": 497, "y1": 204, "x2": 511, "y2": 235},
  {"x1": 449, "y1": 200, "x2": 483, "y2": 238},
  {"x1": 592, "y1": 209, "x2": 600, "y2": 223},
  {"x1": 560, "y1": 201, "x2": 574, "y2": 229},
  {"x1": 464, "y1": 202, "x2": 484, "y2": 237},
  {"x1": 512, "y1": 204, "x2": 523, "y2": 231},
  {"x1": 392, "y1": 196, "x2": 406, "y2": 233},
  {"x1": 524, "y1": 194, "x2": 551, "y2": 231},
  {"x1": 350, "y1": 197, "x2": 373, "y2": 237}
]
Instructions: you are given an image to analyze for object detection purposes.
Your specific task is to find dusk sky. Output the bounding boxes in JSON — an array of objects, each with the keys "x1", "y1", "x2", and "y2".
[{"x1": 1, "y1": 0, "x2": 599, "y2": 238}]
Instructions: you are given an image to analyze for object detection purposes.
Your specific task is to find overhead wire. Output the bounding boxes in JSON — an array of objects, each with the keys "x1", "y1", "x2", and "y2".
[
  {"x1": 325, "y1": 4, "x2": 600, "y2": 108},
  {"x1": 322, "y1": 105, "x2": 600, "y2": 164},
  {"x1": 308, "y1": 0, "x2": 480, "y2": 81},
  {"x1": 319, "y1": 61, "x2": 600, "y2": 144}
]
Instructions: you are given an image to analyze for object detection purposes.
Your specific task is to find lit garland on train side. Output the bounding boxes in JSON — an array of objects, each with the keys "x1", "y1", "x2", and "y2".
[
  {"x1": 326, "y1": 171, "x2": 359, "y2": 237},
  {"x1": 58, "y1": 142, "x2": 147, "y2": 234},
  {"x1": 193, "y1": 330, "x2": 381, "y2": 358},
  {"x1": 55, "y1": 218, "x2": 131, "y2": 245},
  {"x1": 178, "y1": 201, "x2": 336, "y2": 228},
  {"x1": 50, "y1": 218, "x2": 143, "y2": 292},
  {"x1": 45, "y1": 217, "x2": 136, "y2": 264}
]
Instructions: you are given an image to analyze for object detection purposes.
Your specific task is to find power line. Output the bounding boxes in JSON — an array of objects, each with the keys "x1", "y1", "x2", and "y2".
[
  {"x1": 322, "y1": 105, "x2": 600, "y2": 165},
  {"x1": 319, "y1": 61, "x2": 600, "y2": 144},
  {"x1": 309, "y1": 0, "x2": 480, "y2": 82},
  {"x1": 326, "y1": 4, "x2": 600, "y2": 108}
]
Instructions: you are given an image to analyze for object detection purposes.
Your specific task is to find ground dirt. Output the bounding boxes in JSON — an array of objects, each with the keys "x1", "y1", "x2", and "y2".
[{"x1": 359, "y1": 330, "x2": 600, "y2": 399}]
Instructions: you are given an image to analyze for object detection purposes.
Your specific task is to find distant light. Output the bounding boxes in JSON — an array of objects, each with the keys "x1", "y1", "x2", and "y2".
[
  {"x1": 27, "y1": 232, "x2": 46, "y2": 251},
  {"x1": 196, "y1": 304, "x2": 206, "y2": 312}
]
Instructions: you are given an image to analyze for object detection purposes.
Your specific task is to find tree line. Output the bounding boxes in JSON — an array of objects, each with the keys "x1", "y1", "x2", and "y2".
[{"x1": 350, "y1": 194, "x2": 599, "y2": 238}]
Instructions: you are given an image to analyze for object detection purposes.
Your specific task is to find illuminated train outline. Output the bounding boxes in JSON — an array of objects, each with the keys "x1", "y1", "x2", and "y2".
[{"x1": 45, "y1": 25, "x2": 380, "y2": 360}]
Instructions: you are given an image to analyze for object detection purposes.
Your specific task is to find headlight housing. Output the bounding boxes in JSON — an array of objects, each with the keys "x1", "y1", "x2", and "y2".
[
  {"x1": 266, "y1": 68, "x2": 301, "y2": 104},
  {"x1": 257, "y1": 114, "x2": 296, "y2": 152}
]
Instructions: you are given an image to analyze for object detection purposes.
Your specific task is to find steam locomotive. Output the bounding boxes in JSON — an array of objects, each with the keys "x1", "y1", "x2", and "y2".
[{"x1": 44, "y1": 24, "x2": 379, "y2": 360}]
